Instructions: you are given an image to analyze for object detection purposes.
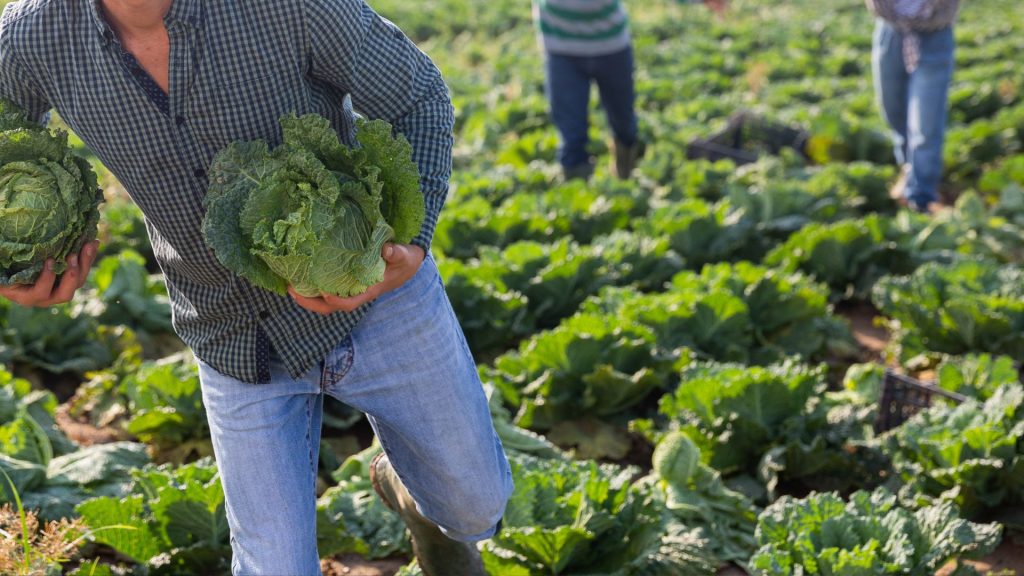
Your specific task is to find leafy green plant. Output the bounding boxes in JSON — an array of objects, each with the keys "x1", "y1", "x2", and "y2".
[
  {"x1": 317, "y1": 443, "x2": 411, "y2": 560},
  {"x1": 202, "y1": 114, "x2": 422, "y2": 297},
  {"x1": 937, "y1": 353, "x2": 1021, "y2": 401},
  {"x1": 2, "y1": 442, "x2": 149, "y2": 522},
  {"x1": 0, "y1": 100, "x2": 103, "y2": 287},
  {"x1": 64, "y1": 351, "x2": 209, "y2": 463},
  {"x1": 645, "y1": 431, "x2": 758, "y2": 567},
  {"x1": 481, "y1": 452, "x2": 719, "y2": 575},
  {"x1": 76, "y1": 458, "x2": 231, "y2": 576},
  {"x1": 766, "y1": 215, "x2": 915, "y2": 301},
  {"x1": 884, "y1": 384, "x2": 1024, "y2": 518},
  {"x1": 873, "y1": 260, "x2": 1024, "y2": 361},
  {"x1": 0, "y1": 303, "x2": 130, "y2": 375},
  {"x1": 751, "y1": 487, "x2": 1002, "y2": 575},
  {"x1": 78, "y1": 250, "x2": 172, "y2": 337},
  {"x1": 486, "y1": 313, "x2": 669, "y2": 457}
]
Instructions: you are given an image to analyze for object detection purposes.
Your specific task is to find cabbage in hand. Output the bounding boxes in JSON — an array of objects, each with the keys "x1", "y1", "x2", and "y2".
[
  {"x1": 0, "y1": 101, "x2": 103, "y2": 286},
  {"x1": 202, "y1": 114, "x2": 423, "y2": 297}
]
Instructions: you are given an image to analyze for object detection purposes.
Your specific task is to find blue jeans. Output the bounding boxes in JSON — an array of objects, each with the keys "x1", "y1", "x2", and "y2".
[
  {"x1": 197, "y1": 257, "x2": 513, "y2": 575},
  {"x1": 545, "y1": 46, "x2": 638, "y2": 170},
  {"x1": 872, "y1": 19, "x2": 955, "y2": 209}
]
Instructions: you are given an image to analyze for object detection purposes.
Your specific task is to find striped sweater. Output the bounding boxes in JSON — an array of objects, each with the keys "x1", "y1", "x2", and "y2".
[{"x1": 533, "y1": 0, "x2": 631, "y2": 57}]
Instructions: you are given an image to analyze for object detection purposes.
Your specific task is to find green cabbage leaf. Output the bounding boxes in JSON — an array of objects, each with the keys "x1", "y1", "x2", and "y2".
[
  {"x1": 202, "y1": 114, "x2": 423, "y2": 297},
  {"x1": 0, "y1": 100, "x2": 103, "y2": 286}
]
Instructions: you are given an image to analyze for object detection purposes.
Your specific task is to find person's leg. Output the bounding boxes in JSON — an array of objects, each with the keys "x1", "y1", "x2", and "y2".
[
  {"x1": 872, "y1": 19, "x2": 910, "y2": 166},
  {"x1": 323, "y1": 256, "x2": 512, "y2": 573},
  {"x1": 905, "y1": 25, "x2": 955, "y2": 209},
  {"x1": 591, "y1": 45, "x2": 640, "y2": 178},
  {"x1": 545, "y1": 51, "x2": 594, "y2": 176},
  {"x1": 592, "y1": 45, "x2": 638, "y2": 147},
  {"x1": 198, "y1": 357, "x2": 324, "y2": 576}
]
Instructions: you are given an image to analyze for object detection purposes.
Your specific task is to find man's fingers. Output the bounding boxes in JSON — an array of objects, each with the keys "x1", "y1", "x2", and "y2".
[
  {"x1": 288, "y1": 287, "x2": 342, "y2": 315},
  {"x1": 48, "y1": 254, "x2": 81, "y2": 304},
  {"x1": 381, "y1": 243, "x2": 398, "y2": 262},
  {"x1": 320, "y1": 289, "x2": 377, "y2": 311},
  {"x1": 27, "y1": 259, "x2": 58, "y2": 302},
  {"x1": 77, "y1": 241, "x2": 100, "y2": 288}
]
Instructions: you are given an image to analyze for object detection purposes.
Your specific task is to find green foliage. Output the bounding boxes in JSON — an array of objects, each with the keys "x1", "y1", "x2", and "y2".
[
  {"x1": 0, "y1": 303, "x2": 128, "y2": 375},
  {"x1": 583, "y1": 262, "x2": 854, "y2": 366},
  {"x1": 2, "y1": 442, "x2": 150, "y2": 522},
  {"x1": 202, "y1": 114, "x2": 422, "y2": 297},
  {"x1": 65, "y1": 351, "x2": 209, "y2": 463},
  {"x1": 0, "y1": 100, "x2": 103, "y2": 286},
  {"x1": 481, "y1": 452, "x2": 719, "y2": 575},
  {"x1": 937, "y1": 353, "x2": 1021, "y2": 401},
  {"x1": 751, "y1": 488, "x2": 1002, "y2": 575},
  {"x1": 317, "y1": 443, "x2": 410, "y2": 560},
  {"x1": 0, "y1": 369, "x2": 74, "y2": 468},
  {"x1": 884, "y1": 384, "x2": 1024, "y2": 517},
  {"x1": 487, "y1": 312, "x2": 669, "y2": 452},
  {"x1": 76, "y1": 458, "x2": 231, "y2": 575},
  {"x1": 766, "y1": 215, "x2": 916, "y2": 301},
  {"x1": 648, "y1": 432, "x2": 759, "y2": 565},
  {"x1": 78, "y1": 250, "x2": 172, "y2": 336},
  {"x1": 658, "y1": 361, "x2": 824, "y2": 476},
  {"x1": 873, "y1": 260, "x2": 1024, "y2": 361}
]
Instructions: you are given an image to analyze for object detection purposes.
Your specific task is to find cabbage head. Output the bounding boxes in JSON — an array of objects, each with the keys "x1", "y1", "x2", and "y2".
[
  {"x1": 0, "y1": 101, "x2": 103, "y2": 286},
  {"x1": 202, "y1": 114, "x2": 423, "y2": 297}
]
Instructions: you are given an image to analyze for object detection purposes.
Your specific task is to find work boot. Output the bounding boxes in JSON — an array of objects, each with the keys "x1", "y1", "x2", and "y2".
[
  {"x1": 371, "y1": 452, "x2": 487, "y2": 576},
  {"x1": 562, "y1": 161, "x2": 594, "y2": 182},
  {"x1": 612, "y1": 139, "x2": 643, "y2": 179}
]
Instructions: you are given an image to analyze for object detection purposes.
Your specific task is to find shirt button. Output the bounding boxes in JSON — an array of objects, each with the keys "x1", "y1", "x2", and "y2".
[
  {"x1": 259, "y1": 310, "x2": 270, "y2": 320},
  {"x1": 194, "y1": 168, "x2": 205, "y2": 180},
  {"x1": 175, "y1": 115, "x2": 186, "y2": 126}
]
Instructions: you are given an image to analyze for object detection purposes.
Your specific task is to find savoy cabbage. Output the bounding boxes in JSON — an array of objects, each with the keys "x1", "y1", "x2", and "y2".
[
  {"x1": 202, "y1": 114, "x2": 423, "y2": 297},
  {"x1": 0, "y1": 100, "x2": 103, "y2": 286}
]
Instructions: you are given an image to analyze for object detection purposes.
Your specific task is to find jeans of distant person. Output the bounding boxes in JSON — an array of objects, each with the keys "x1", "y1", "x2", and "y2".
[
  {"x1": 197, "y1": 256, "x2": 513, "y2": 576},
  {"x1": 872, "y1": 19, "x2": 955, "y2": 209},
  {"x1": 545, "y1": 46, "x2": 638, "y2": 171}
]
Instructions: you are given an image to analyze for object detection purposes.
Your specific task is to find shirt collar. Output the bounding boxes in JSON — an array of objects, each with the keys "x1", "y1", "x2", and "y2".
[{"x1": 89, "y1": 0, "x2": 203, "y2": 44}]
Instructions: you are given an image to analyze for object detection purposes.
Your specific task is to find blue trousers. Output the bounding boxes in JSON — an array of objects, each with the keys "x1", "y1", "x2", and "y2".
[
  {"x1": 198, "y1": 257, "x2": 513, "y2": 575},
  {"x1": 545, "y1": 46, "x2": 638, "y2": 170},
  {"x1": 872, "y1": 19, "x2": 956, "y2": 209}
]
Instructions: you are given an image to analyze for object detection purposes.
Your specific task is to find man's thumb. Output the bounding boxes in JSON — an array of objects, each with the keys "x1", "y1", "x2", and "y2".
[{"x1": 383, "y1": 243, "x2": 398, "y2": 261}]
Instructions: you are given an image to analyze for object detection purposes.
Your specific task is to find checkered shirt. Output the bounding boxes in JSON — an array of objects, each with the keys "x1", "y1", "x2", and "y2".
[{"x1": 0, "y1": 0, "x2": 455, "y2": 383}]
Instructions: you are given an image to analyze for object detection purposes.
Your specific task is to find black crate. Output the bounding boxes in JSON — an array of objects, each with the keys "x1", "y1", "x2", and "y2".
[
  {"x1": 686, "y1": 111, "x2": 811, "y2": 165},
  {"x1": 874, "y1": 370, "x2": 967, "y2": 433}
]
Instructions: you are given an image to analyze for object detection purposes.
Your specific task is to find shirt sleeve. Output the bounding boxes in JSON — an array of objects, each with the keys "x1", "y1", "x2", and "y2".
[
  {"x1": 302, "y1": 0, "x2": 455, "y2": 253},
  {"x1": 0, "y1": 6, "x2": 51, "y2": 125}
]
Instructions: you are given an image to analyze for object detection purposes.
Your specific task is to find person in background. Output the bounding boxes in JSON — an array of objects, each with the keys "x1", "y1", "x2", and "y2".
[
  {"x1": 535, "y1": 0, "x2": 726, "y2": 181},
  {"x1": 868, "y1": 0, "x2": 959, "y2": 212}
]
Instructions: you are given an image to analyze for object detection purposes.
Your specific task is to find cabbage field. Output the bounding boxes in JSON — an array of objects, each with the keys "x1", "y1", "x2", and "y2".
[{"x1": 3, "y1": 0, "x2": 1024, "y2": 574}]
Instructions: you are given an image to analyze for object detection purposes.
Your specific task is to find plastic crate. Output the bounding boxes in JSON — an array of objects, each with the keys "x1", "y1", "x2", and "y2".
[
  {"x1": 686, "y1": 111, "x2": 811, "y2": 165},
  {"x1": 874, "y1": 370, "x2": 967, "y2": 433}
]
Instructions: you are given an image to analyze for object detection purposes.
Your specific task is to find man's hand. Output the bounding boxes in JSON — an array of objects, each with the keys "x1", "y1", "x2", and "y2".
[
  {"x1": 288, "y1": 243, "x2": 427, "y2": 315},
  {"x1": 0, "y1": 241, "x2": 100, "y2": 307}
]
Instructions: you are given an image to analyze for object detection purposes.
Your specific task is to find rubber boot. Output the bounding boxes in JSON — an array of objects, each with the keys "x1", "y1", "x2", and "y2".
[
  {"x1": 612, "y1": 139, "x2": 643, "y2": 179},
  {"x1": 562, "y1": 161, "x2": 594, "y2": 182},
  {"x1": 370, "y1": 452, "x2": 487, "y2": 576}
]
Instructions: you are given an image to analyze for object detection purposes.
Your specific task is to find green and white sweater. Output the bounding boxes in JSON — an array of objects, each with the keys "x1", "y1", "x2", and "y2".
[{"x1": 533, "y1": 0, "x2": 631, "y2": 57}]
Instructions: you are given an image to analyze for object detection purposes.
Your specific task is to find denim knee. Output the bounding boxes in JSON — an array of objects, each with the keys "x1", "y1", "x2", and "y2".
[{"x1": 430, "y1": 467, "x2": 513, "y2": 542}]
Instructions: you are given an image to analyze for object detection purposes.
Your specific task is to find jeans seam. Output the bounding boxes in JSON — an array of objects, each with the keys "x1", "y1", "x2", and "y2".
[{"x1": 323, "y1": 336, "x2": 355, "y2": 389}]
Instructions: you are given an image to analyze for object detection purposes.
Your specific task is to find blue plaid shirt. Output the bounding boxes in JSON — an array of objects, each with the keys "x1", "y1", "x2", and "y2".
[{"x1": 0, "y1": 0, "x2": 455, "y2": 383}]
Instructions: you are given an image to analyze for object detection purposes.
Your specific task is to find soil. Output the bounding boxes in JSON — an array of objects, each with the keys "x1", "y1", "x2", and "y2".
[
  {"x1": 835, "y1": 301, "x2": 889, "y2": 359},
  {"x1": 937, "y1": 538, "x2": 1024, "y2": 575},
  {"x1": 54, "y1": 404, "x2": 131, "y2": 446},
  {"x1": 321, "y1": 555, "x2": 407, "y2": 576}
]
